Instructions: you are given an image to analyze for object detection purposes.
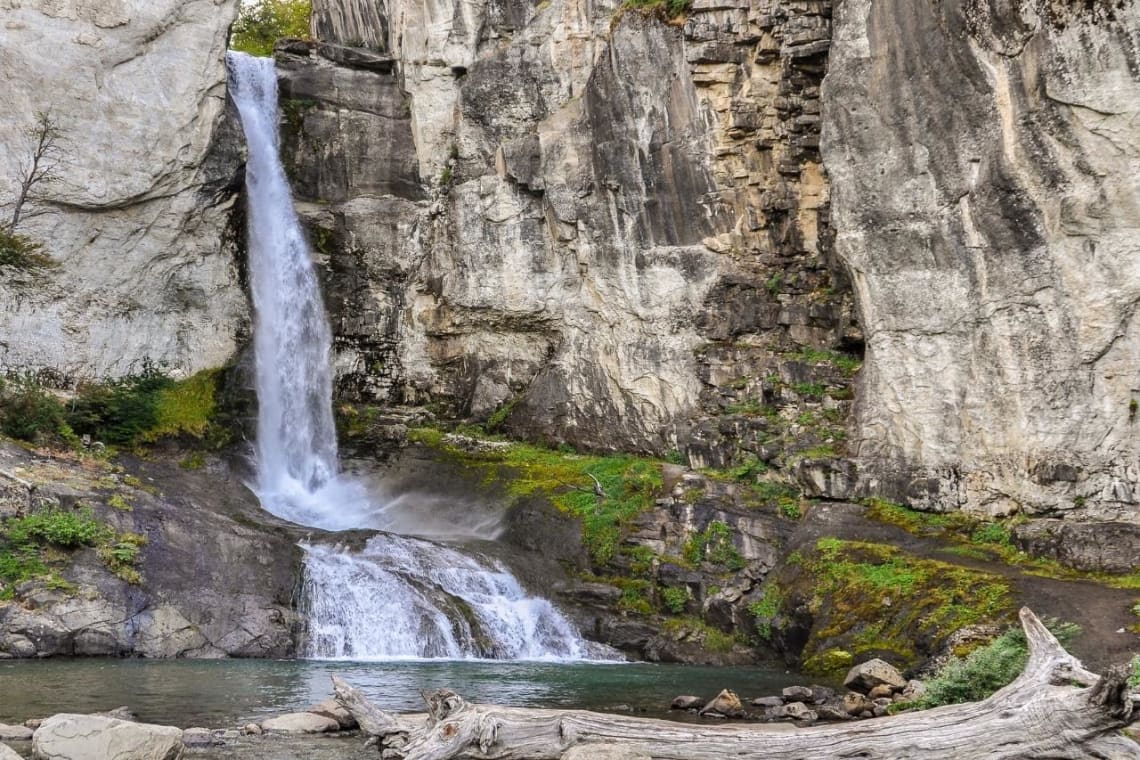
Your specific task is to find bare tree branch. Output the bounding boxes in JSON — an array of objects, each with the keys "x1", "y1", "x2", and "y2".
[{"x1": 4, "y1": 110, "x2": 66, "y2": 233}]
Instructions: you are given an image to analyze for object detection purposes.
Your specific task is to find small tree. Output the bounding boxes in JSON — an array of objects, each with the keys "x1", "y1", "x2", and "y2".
[
  {"x1": 1, "y1": 110, "x2": 65, "y2": 271},
  {"x1": 4, "y1": 110, "x2": 65, "y2": 233},
  {"x1": 230, "y1": 0, "x2": 312, "y2": 57}
]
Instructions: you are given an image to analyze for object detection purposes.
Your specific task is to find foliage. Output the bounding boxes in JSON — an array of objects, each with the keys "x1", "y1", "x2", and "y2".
[
  {"x1": 230, "y1": 0, "x2": 312, "y2": 57},
  {"x1": 6, "y1": 508, "x2": 102, "y2": 548},
  {"x1": 791, "y1": 382, "x2": 827, "y2": 399},
  {"x1": 0, "y1": 229, "x2": 54, "y2": 271},
  {"x1": 788, "y1": 346, "x2": 862, "y2": 376},
  {"x1": 663, "y1": 617, "x2": 737, "y2": 652},
  {"x1": 68, "y1": 363, "x2": 174, "y2": 446},
  {"x1": 97, "y1": 532, "x2": 146, "y2": 585},
  {"x1": 0, "y1": 376, "x2": 71, "y2": 444},
  {"x1": 408, "y1": 428, "x2": 663, "y2": 565},
  {"x1": 107, "y1": 494, "x2": 131, "y2": 512},
  {"x1": 865, "y1": 498, "x2": 1140, "y2": 589},
  {"x1": 793, "y1": 538, "x2": 1014, "y2": 673},
  {"x1": 621, "y1": 0, "x2": 691, "y2": 19},
  {"x1": 683, "y1": 520, "x2": 745, "y2": 570},
  {"x1": 1130, "y1": 655, "x2": 1140, "y2": 688},
  {"x1": 747, "y1": 586, "x2": 783, "y2": 640},
  {"x1": 913, "y1": 620, "x2": 1080, "y2": 708},
  {"x1": 661, "y1": 585, "x2": 689, "y2": 614},
  {"x1": 779, "y1": 500, "x2": 803, "y2": 520}
]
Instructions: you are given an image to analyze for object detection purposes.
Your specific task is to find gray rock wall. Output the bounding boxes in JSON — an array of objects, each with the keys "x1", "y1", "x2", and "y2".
[
  {"x1": 0, "y1": 0, "x2": 248, "y2": 382},
  {"x1": 289, "y1": 0, "x2": 858, "y2": 461},
  {"x1": 823, "y1": 0, "x2": 1140, "y2": 519}
]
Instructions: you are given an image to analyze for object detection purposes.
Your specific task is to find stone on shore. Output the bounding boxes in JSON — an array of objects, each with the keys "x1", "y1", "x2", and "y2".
[
  {"x1": 0, "y1": 744, "x2": 22, "y2": 760},
  {"x1": 698, "y1": 689, "x2": 743, "y2": 718},
  {"x1": 260, "y1": 712, "x2": 339, "y2": 734},
  {"x1": 32, "y1": 714, "x2": 183, "y2": 760},
  {"x1": 670, "y1": 695, "x2": 703, "y2": 710},
  {"x1": 843, "y1": 659, "x2": 907, "y2": 693},
  {"x1": 182, "y1": 727, "x2": 214, "y2": 747},
  {"x1": 781, "y1": 686, "x2": 813, "y2": 703},
  {"x1": 307, "y1": 698, "x2": 358, "y2": 729},
  {"x1": 0, "y1": 723, "x2": 32, "y2": 740}
]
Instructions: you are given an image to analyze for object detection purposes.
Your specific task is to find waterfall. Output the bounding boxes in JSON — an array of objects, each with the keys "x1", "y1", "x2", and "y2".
[{"x1": 226, "y1": 51, "x2": 598, "y2": 661}]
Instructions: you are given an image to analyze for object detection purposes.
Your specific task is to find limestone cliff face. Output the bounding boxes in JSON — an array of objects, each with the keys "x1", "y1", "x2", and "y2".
[
  {"x1": 288, "y1": 0, "x2": 857, "y2": 461},
  {"x1": 0, "y1": 0, "x2": 248, "y2": 381},
  {"x1": 823, "y1": 0, "x2": 1140, "y2": 519}
]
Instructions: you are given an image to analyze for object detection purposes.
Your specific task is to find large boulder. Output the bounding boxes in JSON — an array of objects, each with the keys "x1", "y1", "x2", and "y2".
[
  {"x1": 32, "y1": 714, "x2": 183, "y2": 760},
  {"x1": 259, "y1": 713, "x2": 339, "y2": 734},
  {"x1": 0, "y1": 723, "x2": 33, "y2": 740},
  {"x1": 844, "y1": 658, "x2": 907, "y2": 693},
  {"x1": 306, "y1": 698, "x2": 357, "y2": 729},
  {"x1": 0, "y1": 744, "x2": 22, "y2": 760},
  {"x1": 699, "y1": 689, "x2": 744, "y2": 718}
]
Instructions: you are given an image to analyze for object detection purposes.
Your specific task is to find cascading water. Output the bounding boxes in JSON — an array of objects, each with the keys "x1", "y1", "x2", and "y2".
[{"x1": 226, "y1": 51, "x2": 598, "y2": 661}]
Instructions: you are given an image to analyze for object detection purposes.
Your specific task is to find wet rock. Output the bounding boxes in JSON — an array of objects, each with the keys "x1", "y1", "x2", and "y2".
[
  {"x1": 901, "y1": 679, "x2": 927, "y2": 701},
  {"x1": 809, "y1": 685, "x2": 836, "y2": 705},
  {"x1": 699, "y1": 689, "x2": 744, "y2": 718},
  {"x1": 0, "y1": 723, "x2": 32, "y2": 740},
  {"x1": 307, "y1": 698, "x2": 357, "y2": 729},
  {"x1": 260, "y1": 712, "x2": 340, "y2": 734},
  {"x1": 816, "y1": 701, "x2": 851, "y2": 721},
  {"x1": 843, "y1": 692, "x2": 872, "y2": 716},
  {"x1": 33, "y1": 714, "x2": 183, "y2": 760},
  {"x1": 782, "y1": 702, "x2": 817, "y2": 723},
  {"x1": 781, "y1": 685, "x2": 814, "y2": 703},
  {"x1": 182, "y1": 727, "x2": 214, "y2": 747},
  {"x1": 844, "y1": 659, "x2": 907, "y2": 693},
  {"x1": 868, "y1": 684, "x2": 895, "y2": 700},
  {"x1": 670, "y1": 696, "x2": 703, "y2": 711},
  {"x1": 750, "y1": 696, "x2": 784, "y2": 709}
]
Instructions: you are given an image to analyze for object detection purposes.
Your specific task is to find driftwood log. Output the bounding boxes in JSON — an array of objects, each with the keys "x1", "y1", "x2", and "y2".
[{"x1": 333, "y1": 608, "x2": 1140, "y2": 760}]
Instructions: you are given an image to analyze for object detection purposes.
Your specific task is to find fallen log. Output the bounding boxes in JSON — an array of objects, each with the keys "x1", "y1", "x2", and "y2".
[{"x1": 335, "y1": 607, "x2": 1140, "y2": 760}]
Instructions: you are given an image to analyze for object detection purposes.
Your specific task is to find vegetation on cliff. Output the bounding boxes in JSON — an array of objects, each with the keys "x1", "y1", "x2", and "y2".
[{"x1": 231, "y1": 0, "x2": 312, "y2": 56}]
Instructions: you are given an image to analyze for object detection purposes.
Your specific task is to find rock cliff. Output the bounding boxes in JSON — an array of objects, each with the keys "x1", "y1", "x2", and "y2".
[
  {"x1": 0, "y1": 0, "x2": 248, "y2": 381},
  {"x1": 823, "y1": 0, "x2": 1140, "y2": 519}
]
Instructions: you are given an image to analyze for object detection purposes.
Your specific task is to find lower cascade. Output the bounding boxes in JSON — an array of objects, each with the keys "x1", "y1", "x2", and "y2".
[
  {"x1": 301, "y1": 536, "x2": 593, "y2": 660},
  {"x1": 226, "y1": 50, "x2": 595, "y2": 661}
]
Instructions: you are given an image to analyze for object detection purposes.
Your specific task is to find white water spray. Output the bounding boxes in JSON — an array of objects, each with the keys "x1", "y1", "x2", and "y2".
[{"x1": 227, "y1": 51, "x2": 598, "y2": 660}]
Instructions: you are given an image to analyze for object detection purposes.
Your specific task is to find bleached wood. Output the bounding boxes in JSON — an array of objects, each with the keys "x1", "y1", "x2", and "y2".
[{"x1": 335, "y1": 608, "x2": 1140, "y2": 760}]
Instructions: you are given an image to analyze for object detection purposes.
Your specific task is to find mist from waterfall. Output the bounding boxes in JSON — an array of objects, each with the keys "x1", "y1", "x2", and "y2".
[{"x1": 226, "y1": 51, "x2": 599, "y2": 660}]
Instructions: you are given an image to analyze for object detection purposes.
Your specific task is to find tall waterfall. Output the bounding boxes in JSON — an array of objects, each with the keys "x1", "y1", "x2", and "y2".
[{"x1": 226, "y1": 52, "x2": 597, "y2": 661}]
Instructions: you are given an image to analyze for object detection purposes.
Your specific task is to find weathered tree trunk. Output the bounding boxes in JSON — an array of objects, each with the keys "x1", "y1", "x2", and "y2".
[{"x1": 335, "y1": 608, "x2": 1140, "y2": 760}]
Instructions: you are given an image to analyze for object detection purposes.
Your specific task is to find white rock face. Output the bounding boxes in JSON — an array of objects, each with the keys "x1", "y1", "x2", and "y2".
[
  {"x1": 32, "y1": 714, "x2": 183, "y2": 760},
  {"x1": 0, "y1": 0, "x2": 247, "y2": 381},
  {"x1": 822, "y1": 0, "x2": 1140, "y2": 518}
]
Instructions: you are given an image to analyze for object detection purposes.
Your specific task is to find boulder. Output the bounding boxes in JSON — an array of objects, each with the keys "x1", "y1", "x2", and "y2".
[
  {"x1": 307, "y1": 698, "x2": 357, "y2": 729},
  {"x1": 782, "y1": 702, "x2": 817, "y2": 723},
  {"x1": 241, "y1": 723, "x2": 262, "y2": 736},
  {"x1": 843, "y1": 659, "x2": 907, "y2": 693},
  {"x1": 816, "y1": 701, "x2": 852, "y2": 721},
  {"x1": 699, "y1": 689, "x2": 744, "y2": 718},
  {"x1": 750, "y1": 696, "x2": 784, "y2": 708},
  {"x1": 32, "y1": 714, "x2": 183, "y2": 760},
  {"x1": 181, "y1": 727, "x2": 213, "y2": 747},
  {"x1": 868, "y1": 684, "x2": 895, "y2": 700},
  {"x1": 260, "y1": 712, "x2": 339, "y2": 734},
  {"x1": 901, "y1": 679, "x2": 928, "y2": 701},
  {"x1": 0, "y1": 723, "x2": 32, "y2": 740},
  {"x1": 843, "y1": 691, "x2": 872, "y2": 716},
  {"x1": 670, "y1": 696, "x2": 703, "y2": 711},
  {"x1": 809, "y1": 685, "x2": 836, "y2": 705},
  {"x1": 781, "y1": 686, "x2": 814, "y2": 703},
  {"x1": 0, "y1": 744, "x2": 22, "y2": 760}
]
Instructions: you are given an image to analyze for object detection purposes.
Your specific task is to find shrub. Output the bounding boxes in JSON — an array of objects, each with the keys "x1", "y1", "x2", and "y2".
[
  {"x1": 67, "y1": 363, "x2": 174, "y2": 446},
  {"x1": 230, "y1": 0, "x2": 312, "y2": 56},
  {"x1": 915, "y1": 620, "x2": 1080, "y2": 708},
  {"x1": 0, "y1": 230, "x2": 54, "y2": 270},
  {"x1": 7, "y1": 508, "x2": 103, "y2": 548},
  {"x1": 0, "y1": 376, "x2": 68, "y2": 443},
  {"x1": 683, "y1": 520, "x2": 745, "y2": 570},
  {"x1": 661, "y1": 586, "x2": 689, "y2": 614}
]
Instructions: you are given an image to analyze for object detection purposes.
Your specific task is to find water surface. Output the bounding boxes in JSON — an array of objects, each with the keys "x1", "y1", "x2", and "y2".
[{"x1": 0, "y1": 659, "x2": 807, "y2": 727}]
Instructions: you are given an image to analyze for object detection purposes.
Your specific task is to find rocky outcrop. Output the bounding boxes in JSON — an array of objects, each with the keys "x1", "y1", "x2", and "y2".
[
  {"x1": 286, "y1": 0, "x2": 859, "y2": 466},
  {"x1": 823, "y1": 0, "x2": 1140, "y2": 519},
  {"x1": 0, "y1": 0, "x2": 248, "y2": 382},
  {"x1": 0, "y1": 442, "x2": 302, "y2": 658},
  {"x1": 32, "y1": 714, "x2": 183, "y2": 760}
]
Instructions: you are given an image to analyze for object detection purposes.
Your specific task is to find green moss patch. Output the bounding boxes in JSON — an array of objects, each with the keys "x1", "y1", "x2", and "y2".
[
  {"x1": 407, "y1": 428, "x2": 663, "y2": 564},
  {"x1": 866, "y1": 498, "x2": 1140, "y2": 589},
  {"x1": 785, "y1": 538, "x2": 1014, "y2": 675}
]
